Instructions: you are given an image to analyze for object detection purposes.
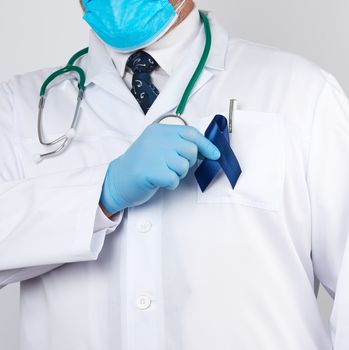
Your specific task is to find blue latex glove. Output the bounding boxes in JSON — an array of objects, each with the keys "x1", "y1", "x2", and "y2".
[{"x1": 100, "y1": 123, "x2": 221, "y2": 214}]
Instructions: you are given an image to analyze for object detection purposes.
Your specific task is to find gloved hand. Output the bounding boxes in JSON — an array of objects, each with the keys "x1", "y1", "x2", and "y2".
[{"x1": 100, "y1": 123, "x2": 221, "y2": 214}]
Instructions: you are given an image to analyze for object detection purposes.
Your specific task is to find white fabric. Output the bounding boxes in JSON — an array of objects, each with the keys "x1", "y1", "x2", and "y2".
[
  {"x1": 0, "y1": 9, "x2": 349, "y2": 350},
  {"x1": 105, "y1": 6, "x2": 201, "y2": 92}
]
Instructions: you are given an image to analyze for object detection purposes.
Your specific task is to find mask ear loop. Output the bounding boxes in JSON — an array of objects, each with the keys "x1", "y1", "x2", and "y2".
[{"x1": 174, "y1": 0, "x2": 187, "y2": 15}]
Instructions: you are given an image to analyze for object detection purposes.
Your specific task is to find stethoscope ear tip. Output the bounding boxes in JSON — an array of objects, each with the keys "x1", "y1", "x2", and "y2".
[{"x1": 33, "y1": 154, "x2": 43, "y2": 164}]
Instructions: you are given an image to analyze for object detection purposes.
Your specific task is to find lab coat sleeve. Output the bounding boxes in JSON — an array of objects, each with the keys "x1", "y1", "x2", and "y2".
[
  {"x1": 307, "y1": 72, "x2": 349, "y2": 349},
  {"x1": 0, "y1": 82, "x2": 124, "y2": 287}
]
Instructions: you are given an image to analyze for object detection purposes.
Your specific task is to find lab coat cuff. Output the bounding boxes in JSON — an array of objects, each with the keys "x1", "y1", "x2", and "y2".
[{"x1": 94, "y1": 204, "x2": 125, "y2": 234}]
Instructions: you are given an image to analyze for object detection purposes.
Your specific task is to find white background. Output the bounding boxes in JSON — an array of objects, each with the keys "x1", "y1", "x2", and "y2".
[{"x1": 0, "y1": 0, "x2": 348, "y2": 348}]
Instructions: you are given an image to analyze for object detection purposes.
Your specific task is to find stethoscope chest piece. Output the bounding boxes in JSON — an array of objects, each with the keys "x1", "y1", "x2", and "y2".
[{"x1": 152, "y1": 114, "x2": 188, "y2": 126}]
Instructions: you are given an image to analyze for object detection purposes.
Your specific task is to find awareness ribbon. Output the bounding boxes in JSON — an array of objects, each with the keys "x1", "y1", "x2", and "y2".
[{"x1": 195, "y1": 115, "x2": 242, "y2": 192}]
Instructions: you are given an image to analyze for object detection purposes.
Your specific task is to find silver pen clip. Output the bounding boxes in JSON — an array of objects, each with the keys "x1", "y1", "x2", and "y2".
[{"x1": 229, "y1": 99, "x2": 238, "y2": 133}]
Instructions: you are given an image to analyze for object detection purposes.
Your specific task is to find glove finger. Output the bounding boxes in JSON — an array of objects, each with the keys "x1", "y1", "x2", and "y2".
[
  {"x1": 146, "y1": 168, "x2": 180, "y2": 190},
  {"x1": 175, "y1": 140, "x2": 198, "y2": 168},
  {"x1": 166, "y1": 152, "x2": 190, "y2": 180},
  {"x1": 178, "y1": 126, "x2": 221, "y2": 160}
]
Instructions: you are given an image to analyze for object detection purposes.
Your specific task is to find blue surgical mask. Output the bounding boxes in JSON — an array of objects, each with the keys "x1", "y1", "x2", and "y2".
[{"x1": 82, "y1": 0, "x2": 186, "y2": 53}]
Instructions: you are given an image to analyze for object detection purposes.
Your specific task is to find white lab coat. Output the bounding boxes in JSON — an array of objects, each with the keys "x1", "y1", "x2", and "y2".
[{"x1": 1, "y1": 12, "x2": 349, "y2": 350}]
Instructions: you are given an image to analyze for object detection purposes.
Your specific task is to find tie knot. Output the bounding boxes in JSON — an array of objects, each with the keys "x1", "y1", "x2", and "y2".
[{"x1": 126, "y1": 50, "x2": 159, "y2": 74}]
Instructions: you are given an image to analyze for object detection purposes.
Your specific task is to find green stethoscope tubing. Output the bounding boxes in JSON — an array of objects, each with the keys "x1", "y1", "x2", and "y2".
[
  {"x1": 39, "y1": 11, "x2": 212, "y2": 116},
  {"x1": 39, "y1": 48, "x2": 88, "y2": 97},
  {"x1": 36, "y1": 11, "x2": 212, "y2": 162},
  {"x1": 176, "y1": 10, "x2": 211, "y2": 116}
]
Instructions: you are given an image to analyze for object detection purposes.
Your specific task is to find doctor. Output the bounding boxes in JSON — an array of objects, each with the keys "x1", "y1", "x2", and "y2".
[{"x1": 1, "y1": 0, "x2": 349, "y2": 349}]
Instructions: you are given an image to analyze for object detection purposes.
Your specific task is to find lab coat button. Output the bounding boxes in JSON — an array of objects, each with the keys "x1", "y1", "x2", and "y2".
[
  {"x1": 137, "y1": 220, "x2": 152, "y2": 233},
  {"x1": 136, "y1": 295, "x2": 152, "y2": 310}
]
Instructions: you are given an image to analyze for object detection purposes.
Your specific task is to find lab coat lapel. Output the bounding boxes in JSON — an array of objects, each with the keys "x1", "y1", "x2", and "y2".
[
  {"x1": 145, "y1": 11, "x2": 229, "y2": 123},
  {"x1": 83, "y1": 11, "x2": 229, "y2": 121},
  {"x1": 84, "y1": 32, "x2": 143, "y2": 114},
  {"x1": 92, "y1": 72, "x2": 143, "y2": 113},
  {"x1": 145, "y1": 62, "x2": 214, "y2": 123}
]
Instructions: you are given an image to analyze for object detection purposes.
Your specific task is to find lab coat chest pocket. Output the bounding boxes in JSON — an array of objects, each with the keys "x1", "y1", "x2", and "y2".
[{"x1": 196, "y1": 111, "x2": 286, "y2": 211}]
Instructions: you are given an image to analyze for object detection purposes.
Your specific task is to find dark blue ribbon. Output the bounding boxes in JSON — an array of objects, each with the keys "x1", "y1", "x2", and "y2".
[{"x1": 195, "y1": 115, "x2": 242, "y2": 192}]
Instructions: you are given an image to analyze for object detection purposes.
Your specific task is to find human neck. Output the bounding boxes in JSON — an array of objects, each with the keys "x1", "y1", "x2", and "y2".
[{"x1": 168, "y1": 0, "x2": 195, "y2": 33}]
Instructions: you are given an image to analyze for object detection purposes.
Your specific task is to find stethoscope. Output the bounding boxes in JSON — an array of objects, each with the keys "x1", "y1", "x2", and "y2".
[{"x1": 35, "y1": 11, "x2": 236, "y2": 163}]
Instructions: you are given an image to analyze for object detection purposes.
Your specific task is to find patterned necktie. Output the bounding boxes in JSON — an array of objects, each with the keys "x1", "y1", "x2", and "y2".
[{"x1": 126, "y1": 50, "x2": 160, "y2": 114}]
